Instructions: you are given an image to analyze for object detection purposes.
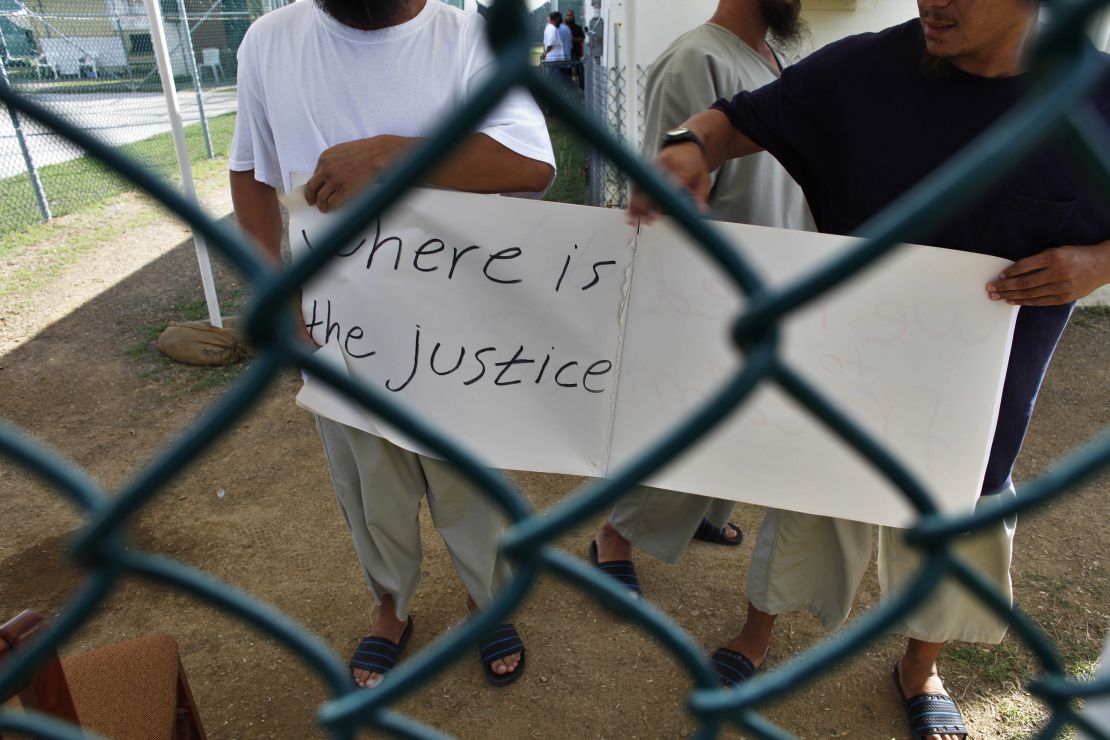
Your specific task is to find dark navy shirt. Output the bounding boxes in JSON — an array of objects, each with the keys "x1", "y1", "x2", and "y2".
[{"x1": 711, "y1": 20, "x2": 1110, "y2": 494}]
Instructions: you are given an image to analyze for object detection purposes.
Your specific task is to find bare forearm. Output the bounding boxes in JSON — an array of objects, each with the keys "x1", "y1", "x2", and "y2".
[
  {"x1": 429, "y1": 133, "x2": 554, "y2": 194},
  {"x1": 682, "y1": 108, "x2": 764, "y2": 172},
  {"x1": 229, "y1": 169, "x2": 282, "y2": 263},
  {"x1": 306, "y1": 133, "x2": 554, "y2": 213},
  {"x1": 628, "y1": 108, "x2": 763, "y2": 220}
]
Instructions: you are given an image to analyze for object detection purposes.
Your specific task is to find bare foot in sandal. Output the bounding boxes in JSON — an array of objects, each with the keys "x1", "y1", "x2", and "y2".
[{"x1": 350, "y1": 594, "x2": 412, "y2": 688}]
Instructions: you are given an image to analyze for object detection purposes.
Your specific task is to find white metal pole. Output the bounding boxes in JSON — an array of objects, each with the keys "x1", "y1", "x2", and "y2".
[
  {"x1": 622, "y1": 0, "x2": 637, "y2": 155},
  {"x1": 142, "y1": 0, "x2": 223, "y2": 328}
]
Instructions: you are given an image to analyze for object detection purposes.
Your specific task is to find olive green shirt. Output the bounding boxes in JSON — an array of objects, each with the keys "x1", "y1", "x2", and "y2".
[{"x1": 642, "y1": 23, "x2": 810, "y2": 228}]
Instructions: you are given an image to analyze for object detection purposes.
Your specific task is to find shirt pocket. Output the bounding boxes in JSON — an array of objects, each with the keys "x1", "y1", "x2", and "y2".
[{"x1": 988, "y1": 189, "x2": 1077, "y2": 260}]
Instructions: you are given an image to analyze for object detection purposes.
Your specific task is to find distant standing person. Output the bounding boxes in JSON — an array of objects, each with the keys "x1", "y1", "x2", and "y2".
[
  {"x1": 565, "y1": 9, "x2": 586, "y2": 90},
  {"x1": 557, "y1": 13, "x2": 574, "y2": 78},
  {"x1": 542, "y1": 11, "x2": 567, "y2": 63},
  {"x1": 541, "y1": 11, "x2": 572, "y2": 90}
]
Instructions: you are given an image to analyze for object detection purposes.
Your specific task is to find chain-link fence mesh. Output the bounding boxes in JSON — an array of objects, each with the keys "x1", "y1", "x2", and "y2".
[
  {"x1": 585, "y1": 54, "x2": 626, "y2": 209},
  {"x1": 0, "y1": 0, "x2": 285, "y2": 235},
  {"x1": 2, "y1": 0, "x2": 1110, "y2": 738}
]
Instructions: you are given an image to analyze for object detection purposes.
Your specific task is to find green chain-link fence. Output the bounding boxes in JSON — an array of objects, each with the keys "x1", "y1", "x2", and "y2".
[
  {"x1": 3, "y1": 0, "x2": 1110, "y2": 737},
  {"x1": 0, "y1": 0, "x2": 285, "y2": 236}
]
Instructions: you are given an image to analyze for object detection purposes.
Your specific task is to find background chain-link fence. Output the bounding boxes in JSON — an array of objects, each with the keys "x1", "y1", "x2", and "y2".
[
  {"x1": 584, "y1": 55, "x2": 650, "y2": 210},
  {"x1": 0, "y1": 0, "x2": 288, "y2": 235},
  {"x1": 585, "y1": 54, "x2": 626, "y2": 209},
  {"x1": 2, "y1": 0, "x2": 1110, "y2": 738}
]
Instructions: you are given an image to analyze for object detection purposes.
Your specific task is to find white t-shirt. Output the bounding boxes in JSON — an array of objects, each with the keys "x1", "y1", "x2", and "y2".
[
  {"x1": 543, "y1": 22, "x2": 567, "y2": 62},
  {"x1": 230, "y1": 0, "x2": 555, "y2": 191}
]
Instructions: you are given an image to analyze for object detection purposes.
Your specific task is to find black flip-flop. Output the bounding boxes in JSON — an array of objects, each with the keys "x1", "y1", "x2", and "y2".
[
  {"x1": 892, "y1": 662, "x2": 968, "y2": 739},
  {"x1": 479, "y1": 623, "x2": 526, "y2": 687},
  {"x1": 349, "y1": 616, "x2": 414, "y2": 687},
  {"x1": 692, "y1": 518, "x2": 743, "y2": 547}
]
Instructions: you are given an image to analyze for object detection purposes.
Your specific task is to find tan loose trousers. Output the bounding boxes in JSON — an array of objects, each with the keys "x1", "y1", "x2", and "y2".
[
  {"x1": 747, "y1": 483, "x2": 1018, "y2": 643},
  {"x1": 316, "y1": 417, "x2": 512, "y2": 619}
]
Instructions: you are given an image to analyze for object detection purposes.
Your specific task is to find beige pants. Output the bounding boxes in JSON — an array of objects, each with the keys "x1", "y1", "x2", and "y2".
[
  {"x1": 608, "y1": 486, "x2": 737, "y2": 564},
  {"x1": 747, "y1": 483, "x2": 1017, "y2": 644},
  {"x1": 316, "y1": 417, "x2": 512, "y2": 619}
]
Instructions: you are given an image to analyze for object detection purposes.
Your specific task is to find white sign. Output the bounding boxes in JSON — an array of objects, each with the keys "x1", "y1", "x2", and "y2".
[{"x1": 283, "y1": 188, "x2": 1017, "y2": 527}]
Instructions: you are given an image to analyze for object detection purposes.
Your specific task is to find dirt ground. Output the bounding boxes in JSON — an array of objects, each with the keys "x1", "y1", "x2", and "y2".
[{"x1": 2, "y1": 170, "x2": 1108, "y2": 739}]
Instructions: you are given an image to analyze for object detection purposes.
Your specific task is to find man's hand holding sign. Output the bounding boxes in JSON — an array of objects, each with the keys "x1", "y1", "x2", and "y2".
[{"x1": 304, "y1": 133, "x2": 554, "y2": 213}]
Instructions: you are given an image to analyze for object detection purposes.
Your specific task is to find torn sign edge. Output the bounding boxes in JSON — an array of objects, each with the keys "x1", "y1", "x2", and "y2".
[{"x1": 598, "y1": 218, "x2": 641, "y2": 477}]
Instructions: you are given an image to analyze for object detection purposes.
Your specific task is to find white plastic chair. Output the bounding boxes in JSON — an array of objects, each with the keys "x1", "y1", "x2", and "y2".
[
  {"x1": 35, "y1": 54, "x2": 58, "y2": 79},
  {"x1": 200, "y1": 48, "x2": 223, "y2": 83}
]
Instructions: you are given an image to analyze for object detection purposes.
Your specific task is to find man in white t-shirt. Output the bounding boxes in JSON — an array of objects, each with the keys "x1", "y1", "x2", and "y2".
[
  {"x1": 229, "y1": 0, "x2": 555, "y2": 690},
  {"x1": 541, "y1": 11, "x2": 573, "y2": 93},
  {"x1": 541, "y1": 11, "x2": 567, "y2": 63}
]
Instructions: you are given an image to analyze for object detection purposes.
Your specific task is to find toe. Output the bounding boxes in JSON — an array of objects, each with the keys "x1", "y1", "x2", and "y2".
[{"x1": 353, "y1": 668, "x2": 384, "y2": 688}]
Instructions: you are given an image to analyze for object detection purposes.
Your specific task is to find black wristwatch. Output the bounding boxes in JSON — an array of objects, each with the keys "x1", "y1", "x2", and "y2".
[{"x1": 660, "y1": 127, "x2": 705, "y2": 153}]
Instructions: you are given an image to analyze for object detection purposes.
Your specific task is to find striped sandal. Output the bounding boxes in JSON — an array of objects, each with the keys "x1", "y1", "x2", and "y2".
[
  {"x1": 349, "y1": 616, "x2": 414, "y2": 688},
  {"x1": 692, "y1": 518, "x2": 743, "y2": 547},
  {"x1": 588, "y1": 539, "x2": 642, "y2": 597},
  {"x1": 479, "y1": 623, "x2": 526, "y2": 687},
  {"x1": 710, "y1": 647, "x2": 758, "y2": 687},
  {"x1": 893, "y1": 663, "x2": 968, "y2": 739}
]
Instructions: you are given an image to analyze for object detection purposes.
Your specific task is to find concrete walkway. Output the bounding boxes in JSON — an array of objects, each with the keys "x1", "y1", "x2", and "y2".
[{"x1": 0, "y1": 87, "x2": 237, "y2": 178}]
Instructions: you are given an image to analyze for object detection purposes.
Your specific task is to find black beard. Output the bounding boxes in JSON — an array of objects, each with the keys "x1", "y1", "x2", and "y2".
[
  {"x1": 758, "y1": 0, "x2": 807, "y2": 50},
  {"x1": 315, "y1": 0, "x2": 411, "y2": 28}
]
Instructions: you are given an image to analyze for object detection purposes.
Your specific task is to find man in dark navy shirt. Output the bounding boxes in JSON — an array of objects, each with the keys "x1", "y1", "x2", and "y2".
[{"x1": 630, "y1": 1, "x2": 1110, "y2": 738}]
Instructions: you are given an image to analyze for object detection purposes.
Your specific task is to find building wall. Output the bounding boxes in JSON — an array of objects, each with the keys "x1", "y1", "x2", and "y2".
[{"x1": 801, "y1": 0, "x2": 917, "y2": 55}]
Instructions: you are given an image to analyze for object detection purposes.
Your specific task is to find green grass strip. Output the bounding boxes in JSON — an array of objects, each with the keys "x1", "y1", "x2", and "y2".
[{"x1": 1, "y1": 111, "x2": 237, "y2": 238}]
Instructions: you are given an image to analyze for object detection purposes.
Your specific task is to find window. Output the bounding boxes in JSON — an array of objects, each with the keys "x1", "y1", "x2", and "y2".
[{"x1": 129, "y1": 32, "x2": 153, "y2": 53}]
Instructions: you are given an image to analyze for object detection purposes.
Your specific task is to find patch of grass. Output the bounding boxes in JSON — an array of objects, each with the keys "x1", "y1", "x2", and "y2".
[
  {"x1": 995, "y1": 696, "x2": 1042, "y2": 739},
  {"x1": 1072, "y1": 304, "x2": 1110, "y2": 328},
  {"x1": 127, "y1": 288, "x2": 251, "y2": 395},
  {"x1": 543, "y1": 116, "x2": 589, "y2": 206},
  {"x1": 177, "y1": 296, "x2": 221, "y2": 322},
  {"x1": 186, "y1": 362, "x2": 249, "y2": 393},
  {"x1": 126, "y1": 324, "x2": 165, "y2": 361},
  {"x1": 0, "y1": 205, "x2": 162, "y2": 301},
  {"x1": 944, "y1": 568, "x2": 1109, "y2": 736},
  {"x1": 1, "y1": 112, "x2": 238, "y2": 237},
  {"x1": 947, "y1": 641, "x2": 1034, "y2": 686}
]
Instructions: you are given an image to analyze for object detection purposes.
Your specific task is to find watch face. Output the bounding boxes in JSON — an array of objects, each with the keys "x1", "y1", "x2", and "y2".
[{"x1": 661, "y1": 127, "x2": 703, "y2": 151}]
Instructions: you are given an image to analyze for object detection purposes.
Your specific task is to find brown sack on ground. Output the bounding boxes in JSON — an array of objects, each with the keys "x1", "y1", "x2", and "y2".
[{"x1": 156, "y1": 318, "x2": 251, "y2": 366}]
